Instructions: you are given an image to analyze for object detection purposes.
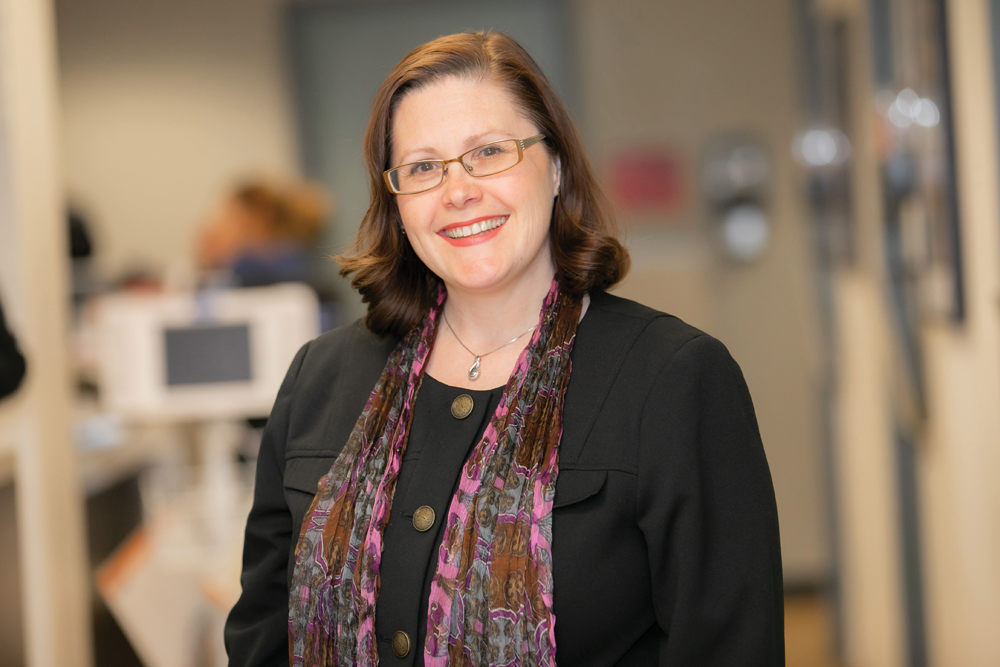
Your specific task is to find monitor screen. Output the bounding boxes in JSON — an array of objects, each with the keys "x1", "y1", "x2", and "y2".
[{"x1": 163, "y1": 324, "x2": 253, "y2": 386}]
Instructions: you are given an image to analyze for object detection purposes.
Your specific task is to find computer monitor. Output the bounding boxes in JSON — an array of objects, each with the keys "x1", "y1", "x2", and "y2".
[{"x1": 96, "y1": 283, "x2": 320, "y2": 421}]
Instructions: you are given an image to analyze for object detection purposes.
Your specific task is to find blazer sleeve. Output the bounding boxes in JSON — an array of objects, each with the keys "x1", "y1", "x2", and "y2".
[
  {"x1": 225, "y1": 342, "x2": 310, "y2": 667},
  {"x1": 636, "y1": 334, "x2": 784, "y2": 665}
]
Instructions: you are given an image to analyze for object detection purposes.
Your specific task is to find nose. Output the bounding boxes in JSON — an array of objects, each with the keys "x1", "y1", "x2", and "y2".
[{"x1": 440, "y1": 161, "x2": 482, "y2": 208}]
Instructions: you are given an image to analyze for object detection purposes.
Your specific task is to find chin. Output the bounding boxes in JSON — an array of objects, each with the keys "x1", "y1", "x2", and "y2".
[{"x1": 444, "y1": 264, "x2": 510, "y2": 292}]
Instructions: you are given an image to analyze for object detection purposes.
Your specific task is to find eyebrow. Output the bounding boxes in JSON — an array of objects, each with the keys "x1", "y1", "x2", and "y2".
[{"x1": 396, "y1": 130, "x2": 511, "y2": 164}]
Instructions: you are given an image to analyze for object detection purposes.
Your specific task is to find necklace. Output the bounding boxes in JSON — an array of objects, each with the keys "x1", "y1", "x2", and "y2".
[{"x1": 443, "y1": 311, "x2": 537, "y2": 380}]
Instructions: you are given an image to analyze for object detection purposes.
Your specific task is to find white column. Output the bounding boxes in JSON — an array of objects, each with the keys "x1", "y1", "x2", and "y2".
[
  {"x1": 0, "y1": 0, "x2": 93, "y2": 665},
  {"x1": 918, "y1": 1, "x2": 1000, "y2": 665},
  {"x1": 830, "y1": 273, "x2": 906, "y2": 667}
]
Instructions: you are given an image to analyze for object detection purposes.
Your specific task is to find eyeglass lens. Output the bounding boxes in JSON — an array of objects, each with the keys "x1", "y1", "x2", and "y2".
[{"x1": 389, "y1": 139, "x2": 521, "y2": 194}]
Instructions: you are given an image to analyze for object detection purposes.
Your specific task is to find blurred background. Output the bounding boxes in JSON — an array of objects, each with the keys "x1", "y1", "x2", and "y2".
[{"x1": 1, "y1": 0, "x2": 999, "y2": 665}]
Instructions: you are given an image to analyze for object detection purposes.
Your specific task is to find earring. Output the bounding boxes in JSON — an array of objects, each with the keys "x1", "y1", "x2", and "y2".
[{"x1": 399, "y1": 225, "x2": 406, "y2": 235}]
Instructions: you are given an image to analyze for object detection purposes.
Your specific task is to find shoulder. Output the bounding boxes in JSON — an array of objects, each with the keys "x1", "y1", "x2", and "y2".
[
  {"x1": 303, "y1": 317, "x2": 395, "y2": 360},
  {"x1": 582, "y1": 291, "x2": 729, "y2": 373},
  {"x1": 287, "y1": 319, "x2": 396, "y2": 419},
  {"x1": 275, "y1": 319, "x2": 397, "y2": 459},
  {"x1": 586, "y1": 294, "x2": 757, "y2": 439},
  {"x1": 562, "y1": 292, "x2": 745, "y2": 466},
  {"x1": 297, "y1": 318, "x2": 396, "y2": 381}
]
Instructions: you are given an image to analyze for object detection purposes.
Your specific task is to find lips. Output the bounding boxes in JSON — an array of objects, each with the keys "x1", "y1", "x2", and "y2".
[{"x1": 440, "y1": 215, "x2": 508, "y2": 239}]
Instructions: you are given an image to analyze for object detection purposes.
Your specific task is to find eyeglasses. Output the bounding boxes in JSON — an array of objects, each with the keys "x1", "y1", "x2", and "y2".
[{"x1": 384, "y1": 134, "x2": 546, "y2": 195}]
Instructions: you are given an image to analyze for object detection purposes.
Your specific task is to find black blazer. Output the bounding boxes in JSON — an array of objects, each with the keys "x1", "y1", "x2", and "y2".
[{"x1": 225, "y1": 291, "x2": 784, "y2": 666}]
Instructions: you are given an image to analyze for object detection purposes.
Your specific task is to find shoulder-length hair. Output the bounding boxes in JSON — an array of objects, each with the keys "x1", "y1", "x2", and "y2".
[{"x1": 337, "y1": 31, "x2": 630, "y2": 338}]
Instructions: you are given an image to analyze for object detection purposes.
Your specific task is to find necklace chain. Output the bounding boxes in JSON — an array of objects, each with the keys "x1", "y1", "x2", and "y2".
[{"x1": 442, "y1": 311, "x2": 537, "y2": 380}]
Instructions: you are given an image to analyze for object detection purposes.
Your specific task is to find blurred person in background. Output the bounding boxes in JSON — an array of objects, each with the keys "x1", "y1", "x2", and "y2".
[
  {"x1": 197, "y1": 177, "x2": 331, "y2": 292},
  {"x1": 67, "y1": 205, "x2": 104, "y2": 313},
  {"x1": 226, "y1": 31, "x2": 782, "y2": 666},
  {"x1": 0, "y1": 297, "x2": 26, "y2": 400}
]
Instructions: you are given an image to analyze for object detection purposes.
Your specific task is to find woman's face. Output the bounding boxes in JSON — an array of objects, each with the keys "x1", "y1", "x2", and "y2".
[{"x1": 390, "y1": 76, "x2": 560, "y2": 296}]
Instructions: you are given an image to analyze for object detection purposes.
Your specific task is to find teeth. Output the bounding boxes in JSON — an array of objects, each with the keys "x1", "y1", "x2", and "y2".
[{"x1": 445, "y1": 216, "x2": 507, "y2": 239}]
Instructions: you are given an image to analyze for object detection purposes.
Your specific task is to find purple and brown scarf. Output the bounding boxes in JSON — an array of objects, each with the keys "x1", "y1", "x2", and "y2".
[{"x1": 288, "y1": 279, "x2": 581, "y2": 666}]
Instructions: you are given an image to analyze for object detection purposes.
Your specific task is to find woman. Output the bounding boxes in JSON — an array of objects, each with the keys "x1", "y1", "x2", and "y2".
[{"x1": 226, "y1": 31, "x2": 783, "y2": 666}]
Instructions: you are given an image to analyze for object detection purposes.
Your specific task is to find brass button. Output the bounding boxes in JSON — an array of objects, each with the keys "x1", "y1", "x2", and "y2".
[
  {"x1": 412, "y1": 505, "x2": 435, "y2": 532},
  {"x1": 392, "y1": 630, "x2": 411, "y2": 657},
  {"x1": 451, "y1": 394, "x2": 474, "y2": 419}
]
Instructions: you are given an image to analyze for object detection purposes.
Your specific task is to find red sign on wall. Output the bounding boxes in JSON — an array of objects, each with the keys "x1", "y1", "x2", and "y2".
[{"x1": 610, "y1": 149, "x2": 687, "y2": 214}]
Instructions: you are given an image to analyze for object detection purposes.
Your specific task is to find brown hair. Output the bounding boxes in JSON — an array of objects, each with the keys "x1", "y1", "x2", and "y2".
[
  {"x1": 337, "y1": 31, "x2": 630, "y2": 338},
  {"x1": 235, "y1": 179, "x2": 329, "y2": 243}
]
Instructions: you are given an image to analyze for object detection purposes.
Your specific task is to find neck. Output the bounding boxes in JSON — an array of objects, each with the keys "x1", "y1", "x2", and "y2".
[{"x1": 442, "y1": 265, "x2": 555, "y2": 354}]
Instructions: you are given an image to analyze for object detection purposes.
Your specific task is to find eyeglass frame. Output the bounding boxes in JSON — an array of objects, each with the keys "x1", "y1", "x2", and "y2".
[{"x1": 383, "y1": 134, "x2": 547, "y2": 195}]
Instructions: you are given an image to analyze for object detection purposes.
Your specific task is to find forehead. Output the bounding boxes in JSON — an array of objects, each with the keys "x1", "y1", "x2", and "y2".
[{"x1": 390, "y1": 75, "x2": 536, "y2": 159}]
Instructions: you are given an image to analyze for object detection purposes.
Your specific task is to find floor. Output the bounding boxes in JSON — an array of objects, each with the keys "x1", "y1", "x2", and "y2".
[{"x1": 786, "y1": 592, "x2": 840, "y2": 667}]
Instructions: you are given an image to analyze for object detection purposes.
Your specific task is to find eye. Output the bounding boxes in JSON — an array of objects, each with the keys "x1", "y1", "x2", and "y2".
[
  {"x1": 408, "y1": 161, "x2": 441, "y2": 176},
  {"x1": 473, "y1": 144, "x2": 508, "y2": 159}
]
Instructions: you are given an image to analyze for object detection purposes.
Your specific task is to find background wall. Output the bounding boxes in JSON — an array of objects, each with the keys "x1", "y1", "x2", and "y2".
[{"x1": 55, "y1": 0, "x2": 299, "y2": 285}]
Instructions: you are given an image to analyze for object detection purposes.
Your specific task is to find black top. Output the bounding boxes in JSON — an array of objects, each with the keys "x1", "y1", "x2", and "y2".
[
  {"x1": 375, "y1": 375, "x2": 504, "y2": 663},
  {"x1": 225, "y1": 291, "x2": 784, "y2": 666}
]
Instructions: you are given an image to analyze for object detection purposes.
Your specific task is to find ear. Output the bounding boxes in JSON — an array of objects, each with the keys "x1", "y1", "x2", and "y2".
[{"x1": 551, "y1": 154, "x2": 562, "y2": 197}]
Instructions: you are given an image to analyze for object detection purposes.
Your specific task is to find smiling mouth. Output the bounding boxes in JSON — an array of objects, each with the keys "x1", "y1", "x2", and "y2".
[{"x1": 442, "y1": 216, "x2": 508, "y2": 239}]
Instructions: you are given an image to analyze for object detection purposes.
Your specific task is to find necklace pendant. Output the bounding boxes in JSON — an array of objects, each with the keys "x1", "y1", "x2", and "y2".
[{"x1": 468, "y1": 356, "x2": 481, "y2": 381}]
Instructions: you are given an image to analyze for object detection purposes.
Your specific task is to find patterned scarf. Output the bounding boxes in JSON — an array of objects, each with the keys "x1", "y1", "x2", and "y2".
[{"x1": 289, "y1": 279, "x2": 580, "y2": 666}]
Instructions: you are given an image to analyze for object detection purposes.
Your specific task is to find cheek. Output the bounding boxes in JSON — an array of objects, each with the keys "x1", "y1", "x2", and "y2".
[
  {"x1": 520, "y1": 180, "x2": 556, "y2": 232},
  {"x1": 395, "y1": 197, "x2": 428, "y2": 230}
]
